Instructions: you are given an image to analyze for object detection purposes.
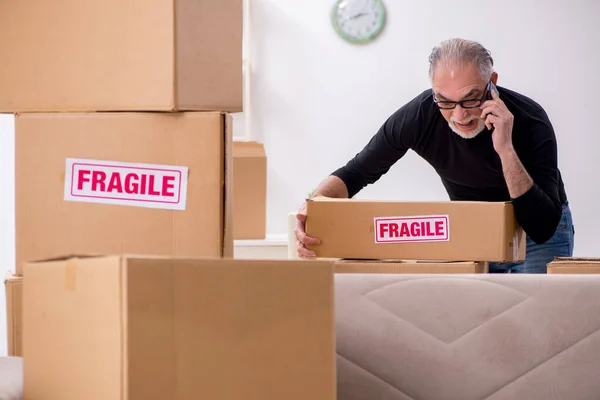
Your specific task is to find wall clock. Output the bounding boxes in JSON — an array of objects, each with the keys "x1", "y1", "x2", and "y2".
[{"x1": 331, "y1": 0, "x2": 387, "y2": 44}]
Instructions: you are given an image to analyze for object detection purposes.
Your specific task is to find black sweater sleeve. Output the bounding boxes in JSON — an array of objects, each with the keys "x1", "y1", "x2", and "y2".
[
  {"x1": 511, "y1": 110, "x2": 563, "y2": 244},
  {"x1": 331, "y1": 100, "x2": 423, "y2": 198}
]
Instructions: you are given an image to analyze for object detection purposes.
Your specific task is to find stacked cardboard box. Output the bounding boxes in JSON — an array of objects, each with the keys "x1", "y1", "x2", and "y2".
[
  {"x1": 233, "y1": 141, "x2": 268, "y2": 239},
  {"x1": 4, "y1": 273, "x2": 21, "y2": 357},
  {"x1": 305, "y1": 196, "x2": 526, "y2": 274},
  {"x1": 1, "y1": 2, "x2": 330, "y2": 399},
  {"x1": 2, "y1": 0, "x2": 242, "y2": 357},
  {"x1": 548, "y1": 257, "x2": 600, "y2": 274}
]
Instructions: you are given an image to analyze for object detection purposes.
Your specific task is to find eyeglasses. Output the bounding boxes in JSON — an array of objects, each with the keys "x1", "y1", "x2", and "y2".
[{"x1": 433, "y1": 82, "x2": 490, "y2": 110}]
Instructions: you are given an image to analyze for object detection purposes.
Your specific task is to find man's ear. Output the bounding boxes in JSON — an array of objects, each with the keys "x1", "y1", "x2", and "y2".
[{"x1": 490, "y1": 72, "x2": 499, "y2": 86}]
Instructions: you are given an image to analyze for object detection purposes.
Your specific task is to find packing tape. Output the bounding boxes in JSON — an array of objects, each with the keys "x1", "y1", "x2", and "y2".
[{"x1": 64, "y1": 259, "x2": 77, "y2": 291}]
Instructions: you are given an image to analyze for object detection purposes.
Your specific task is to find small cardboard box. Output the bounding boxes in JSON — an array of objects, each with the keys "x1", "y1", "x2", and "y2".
[
  {"x1": 548, "y1": 257, "x2": 600, "y2": 274},
  {"x1": 306, "y1": 197, "x2": 525, "y2": 262},
  {"x1": 15, "y1": 112, "x2": 232, "y2": 274},
  {"x1": 4, "y1": 272, "x2": 22, "y2": 357},
  {"x1": 233, "y1": 141, "x2": 267, "y2": 240},
  {"x1": 0, "y1": 0, "x2": 242, "y2": 112},
  {"x1": 334, "y1": 260, "x2": 488, "y2": 274},
  {"x1": 23, "y1": 255, "x2": 336, "y2": 400}
]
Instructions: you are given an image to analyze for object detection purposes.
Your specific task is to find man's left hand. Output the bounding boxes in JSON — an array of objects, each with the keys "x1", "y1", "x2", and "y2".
[{"x1": 480, "y1": 87, "x2": 515, "y2": 155}]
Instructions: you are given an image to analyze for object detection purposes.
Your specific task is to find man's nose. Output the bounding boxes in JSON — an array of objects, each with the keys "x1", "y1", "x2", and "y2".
[{"x1": 452, "y1": 104, "x2": 468, "y2": 120}]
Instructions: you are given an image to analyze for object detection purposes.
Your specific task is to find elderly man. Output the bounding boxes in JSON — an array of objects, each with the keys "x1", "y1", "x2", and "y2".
[{"x1": 295, "y1": 38, "x2": 574, "y2": 273}]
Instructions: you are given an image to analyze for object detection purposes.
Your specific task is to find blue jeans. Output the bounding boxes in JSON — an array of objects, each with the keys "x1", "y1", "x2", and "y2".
[{"x1": 488, "y1": 202, "x2": 575, "y2": 274}]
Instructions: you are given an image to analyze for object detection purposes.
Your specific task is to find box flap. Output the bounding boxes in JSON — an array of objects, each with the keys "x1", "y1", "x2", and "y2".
[
  {"x1": 233, "y1": 141, "x2": 266, "y2": 158},
  {"x1": 26, "y1": 253, "x2": 107, "y2": 264}
]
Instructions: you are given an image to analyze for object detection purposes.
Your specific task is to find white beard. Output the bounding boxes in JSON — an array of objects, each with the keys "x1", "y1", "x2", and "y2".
[{"x1": 448, "y1": 115, "x2": 487, "y2": 139}]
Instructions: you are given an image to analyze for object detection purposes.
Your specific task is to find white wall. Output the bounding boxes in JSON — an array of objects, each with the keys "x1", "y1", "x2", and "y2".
[
  {"x1": 0, "y1": 114, "x2": 15, "y2": 356},
  {"x1": 243, "y1": 0, "x2": 600, "y2": 256},
  {"x1": 1, "y1": 0, "x2": 599, "y2": 354}
]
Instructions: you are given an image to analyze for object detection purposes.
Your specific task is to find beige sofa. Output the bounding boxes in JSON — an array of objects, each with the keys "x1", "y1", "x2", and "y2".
[{"x1": 335, "y1": 273, "x2": 600, "y2": 400}]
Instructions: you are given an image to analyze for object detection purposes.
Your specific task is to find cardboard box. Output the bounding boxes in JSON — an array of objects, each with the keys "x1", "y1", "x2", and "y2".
[
  {"x1": 23, "y1": 255, "x2": 336, "y2": 400},
  {"x1": 15, "y1": 112, "x2": 232, "y2": 274},
  {"x1": 4, "y1": 272, "x2": 22, "y2": 357},
  {"x1": 335, "y1": 260, "x2": 488, "y2": 274},
  {"x1": 306, "y1": 197, "x2": 525, "y2": 262},
  {"x1": 548, "y1": 257, "x2": 600, "y2": 274},
  {"x1": 233, "y1": 141, "x2": 267, "y2": 240},
  {"x1": 0, "y1": 0, "x2": 242, "y2": 112}
]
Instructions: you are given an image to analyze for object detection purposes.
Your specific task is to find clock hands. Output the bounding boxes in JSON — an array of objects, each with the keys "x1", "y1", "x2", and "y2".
[
  {"x1": 342, "y1": 11, "x2": 368, "y2": 24},
  {"x1": 349, "y1": 12, "x2": 368, "y2": 20}
]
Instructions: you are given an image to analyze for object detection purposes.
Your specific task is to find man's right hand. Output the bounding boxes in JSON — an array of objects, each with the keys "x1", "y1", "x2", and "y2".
[{"x1": 294, "y1": 204, "x2": 321, "y2": 259}]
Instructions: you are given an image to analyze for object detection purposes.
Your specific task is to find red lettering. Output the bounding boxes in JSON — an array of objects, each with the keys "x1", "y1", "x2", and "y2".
[
  {"x1": 410, "y1": 222, "x2": 420, "y2": 237},
  {"x1": 125, "y1": 173, "x2": 139, "y2": 194},
  {"x1": 390, "y1": 223, "x2": 399, "y2": 238},
  {"x1": 107, "y1": 172, "x2": 123, "y2": 193},
  {"x1": 92, "y1": 171, "x2": 107, "y2": 191},
  {"x1": 435, "y1": 221, "x2": 445, "y2": 236},
  {"x1": 77, "y1": 170, "x2": 91, "y2": 190},
  {"x1": 379, "y1": 223, "x2": 389, "y2": 238},
  {"x1": 140, "y1": 174, "x2": 147, "y2": 195},
  {"x1": 148, "y1": 175, "x2": 160, "y2": 196},
  {"x1": 424, "y1": 221, "x2": 432, "y2": 236},
  {"x1": 399, "y1": 223, "x2": 409, "y2": 237},
  {"x1": 162, "y1": 176, "x2": 175, "y2": 197}
]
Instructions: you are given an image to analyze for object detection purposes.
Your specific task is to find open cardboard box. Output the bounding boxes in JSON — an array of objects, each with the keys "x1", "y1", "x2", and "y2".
[{"x1": 22, "y1": 254, "x2": 337, "y2": 400}]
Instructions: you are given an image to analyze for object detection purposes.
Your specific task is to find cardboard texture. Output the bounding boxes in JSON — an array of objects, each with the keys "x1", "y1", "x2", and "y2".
[
  {"x1": 4, "y1": 272, "x2": 22, "y2": 357},
  {"x1": 23, "y1": 255, "x2": 337, "y2": 400},
  {"x1": 548, "y1": 257, "x2": 600, "y2": 274},
  {"x1": 334, "y1": 260, "x2": 488, "y2": 274},
  {"x1": 306, "y1": 197, "x2": 526, "y2": 262},
  {"x1": 0, "y1": 0, "x2": 242, "y2": 112},
  {"x1": 15, "y1": 112, "x2": 233, "y2": 274},
  {"x1": 233, "y1": 141, "x2": 267, "y2": 239}
]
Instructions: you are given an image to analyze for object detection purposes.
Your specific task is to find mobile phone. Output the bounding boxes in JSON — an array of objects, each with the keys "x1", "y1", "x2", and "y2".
[
  {"x1": 485, "y1": 82, "x2": 499, "y2": 132},
  {"x1": 488, "y1": 82, "x2": 499, "y2": 100}
]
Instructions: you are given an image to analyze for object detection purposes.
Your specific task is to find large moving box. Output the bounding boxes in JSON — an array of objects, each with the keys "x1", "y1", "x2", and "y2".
[
  {"x1": 4, "y1": 273, "x2": 22, "y2": 357},
  {"x1": 233, "y1": 141, "x2": 267, "y2": 240},
  {"x1": 0, "y1": 0, "x2": 242, "y2": 112},
  {"x1": 15, "y1": 112, "x2": 233, "y2": 274},
  {"x1": 306, "y1": 197, "x2": 526, "y2": 262},
  {"x1": 23, "y1": 255, "x2": 337, "y2": 400}
]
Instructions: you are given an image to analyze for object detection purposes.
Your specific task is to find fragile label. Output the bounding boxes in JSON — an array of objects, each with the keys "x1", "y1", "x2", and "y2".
[
  {"x1": 64, "y1": 158, "x2": 189, "y2": 210},
  {"x1": 374, "y1": 215, "x2": 450, "y2": 243}
]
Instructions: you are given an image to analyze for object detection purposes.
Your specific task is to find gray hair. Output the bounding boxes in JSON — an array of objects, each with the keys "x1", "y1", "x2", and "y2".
[{"x1": 428, "y1": 38, "x2": 494, "y2": 81}]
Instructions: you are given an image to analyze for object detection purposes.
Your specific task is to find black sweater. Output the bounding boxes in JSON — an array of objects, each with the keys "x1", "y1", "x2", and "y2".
[{"x1": 331, "y1": 86, "x2": 567, "y2": 244}]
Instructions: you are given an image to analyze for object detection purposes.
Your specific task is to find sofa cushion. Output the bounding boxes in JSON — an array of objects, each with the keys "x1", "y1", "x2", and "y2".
[
  {"x1": 335, "y1": 274, "x2": 600, "y2": 400},
  {"x1": 0, "y1": 357, "x2": 22, "y2": 400}
]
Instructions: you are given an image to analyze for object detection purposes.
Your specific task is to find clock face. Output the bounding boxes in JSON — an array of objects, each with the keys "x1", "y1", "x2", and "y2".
[{"x1": 331, "y1": 0, "x2": 386, "y2": 44}]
